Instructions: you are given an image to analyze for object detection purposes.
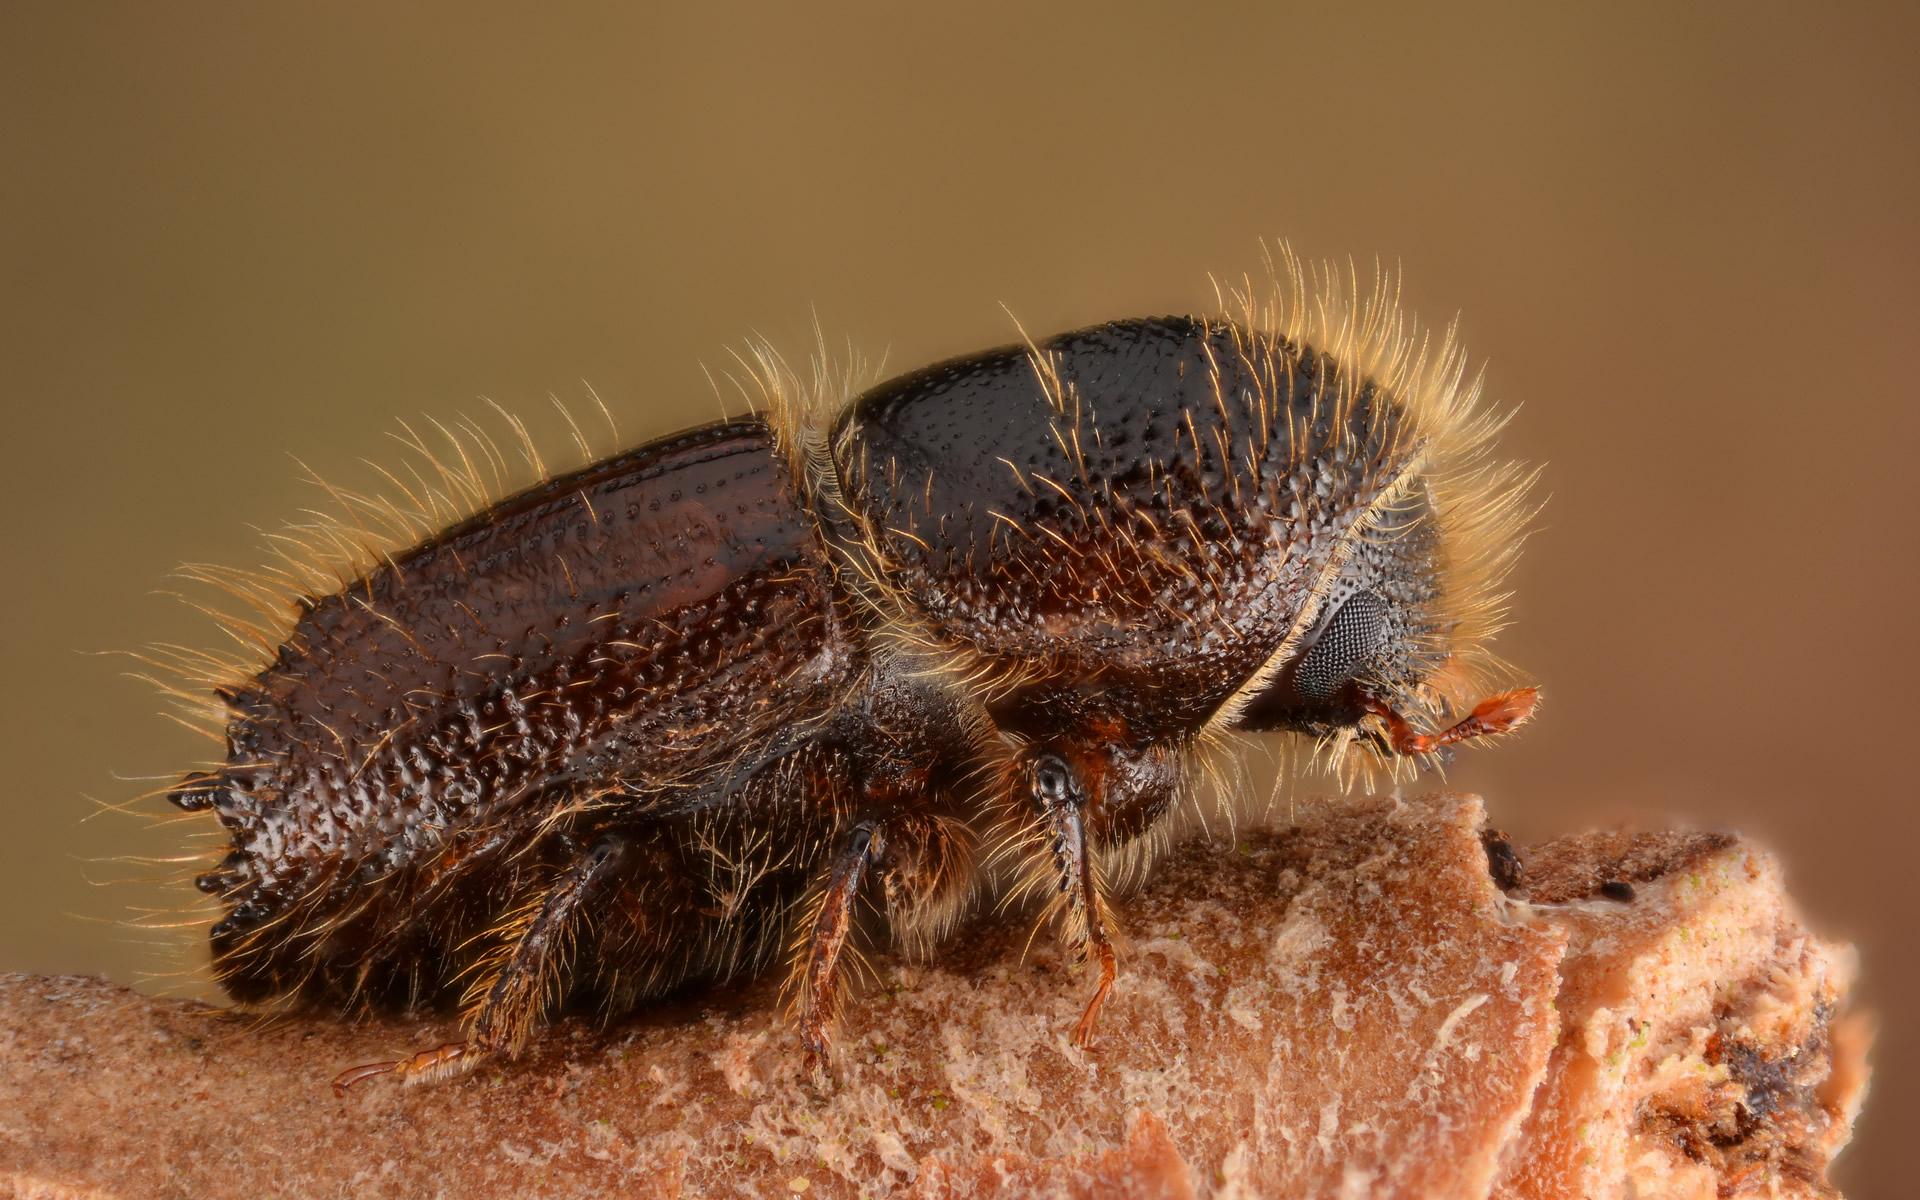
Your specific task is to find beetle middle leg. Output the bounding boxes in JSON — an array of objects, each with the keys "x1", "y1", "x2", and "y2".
[
  {"x1": 795, "y1": 821, "x2": 882, "y2": 1077},
  {"x1": 792, "y1": 810, "x2": 975, "y2": 1077},
  {"x1": 330, "y1": 832, "x2": 630, "y2": 1095}
]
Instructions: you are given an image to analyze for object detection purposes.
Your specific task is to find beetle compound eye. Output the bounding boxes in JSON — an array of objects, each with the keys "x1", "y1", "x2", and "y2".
[
  {"x1": 1295, "y1": 590, "x2": 1391, "y2": 702},
  {"x1": 1031, "y1": 754, "x2": 1077, "y2": 809}
]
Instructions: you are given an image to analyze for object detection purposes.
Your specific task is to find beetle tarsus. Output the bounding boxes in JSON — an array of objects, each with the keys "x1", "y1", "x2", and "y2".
[
  {"x1": 331, "y1": 1041, "x2": 477, "y2": 1097},
  {"x1": 1071, "y1": 937, "x2": 1117, "y2": 1047}
]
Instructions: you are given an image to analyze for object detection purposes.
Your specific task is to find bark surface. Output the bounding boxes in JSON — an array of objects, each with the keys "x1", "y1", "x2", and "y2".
[{"x1": 0, "y1": 794, "x2": 1869, "y2": 1199}]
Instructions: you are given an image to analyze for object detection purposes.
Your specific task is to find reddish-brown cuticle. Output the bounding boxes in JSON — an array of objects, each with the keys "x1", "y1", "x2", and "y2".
[{"x1": 169, "y1": 311, "x2": 1534, "y2": 1088}]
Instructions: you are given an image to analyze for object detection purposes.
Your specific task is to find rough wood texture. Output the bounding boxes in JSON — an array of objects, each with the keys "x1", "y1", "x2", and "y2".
[{"x1": 0, "y1": 795, "x2": 1868, "y2": 1199}]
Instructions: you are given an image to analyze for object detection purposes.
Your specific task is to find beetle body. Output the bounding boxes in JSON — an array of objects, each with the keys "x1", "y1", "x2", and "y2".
[{"x1": 166, "y1": 276, "x2": 1537, "y2": 1087}]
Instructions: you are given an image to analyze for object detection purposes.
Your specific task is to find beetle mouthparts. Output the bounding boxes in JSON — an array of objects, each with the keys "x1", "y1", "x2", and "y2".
[{"x1": 1366, "y1": 687, "x2": 1540, "y2": 757}]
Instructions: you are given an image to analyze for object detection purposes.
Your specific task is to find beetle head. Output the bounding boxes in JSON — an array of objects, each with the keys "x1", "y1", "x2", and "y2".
[{"x1": 1229, "y1": 483, "x2": 1537, "y2": 773}]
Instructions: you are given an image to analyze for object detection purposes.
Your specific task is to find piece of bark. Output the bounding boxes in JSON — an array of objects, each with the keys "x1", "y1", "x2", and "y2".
[
  {"x1": 1497, "y1": 829, "x2": 1869, "y2": 1199},
  {"x1": 0, "y1": 794, "x2": 1868, "y2": 1199}
]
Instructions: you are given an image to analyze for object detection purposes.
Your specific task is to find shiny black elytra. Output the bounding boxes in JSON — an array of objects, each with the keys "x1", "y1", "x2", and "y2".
[{"x1": 167, "y1": 311, "x2": 1538, "y2": 1091}]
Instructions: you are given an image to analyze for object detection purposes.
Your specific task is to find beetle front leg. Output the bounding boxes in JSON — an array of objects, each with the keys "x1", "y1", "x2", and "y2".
[{"x1": 1028, "y1": 753, "x2": 1119, "y2": 1047}]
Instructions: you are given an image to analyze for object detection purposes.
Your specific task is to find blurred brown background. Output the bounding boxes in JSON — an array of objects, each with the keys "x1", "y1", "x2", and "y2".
[{"x1": 3, "y1": 2, "x2": 1914, "y2": 1191}]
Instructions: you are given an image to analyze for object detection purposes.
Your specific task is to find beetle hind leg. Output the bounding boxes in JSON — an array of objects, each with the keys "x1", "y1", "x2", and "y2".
[
  {"x1": 331, "y1": 833, "x2": 631, "y2": 1096},
  {"x1": 467, "y1": 834, "x2": 632, "y2": 1057}
]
